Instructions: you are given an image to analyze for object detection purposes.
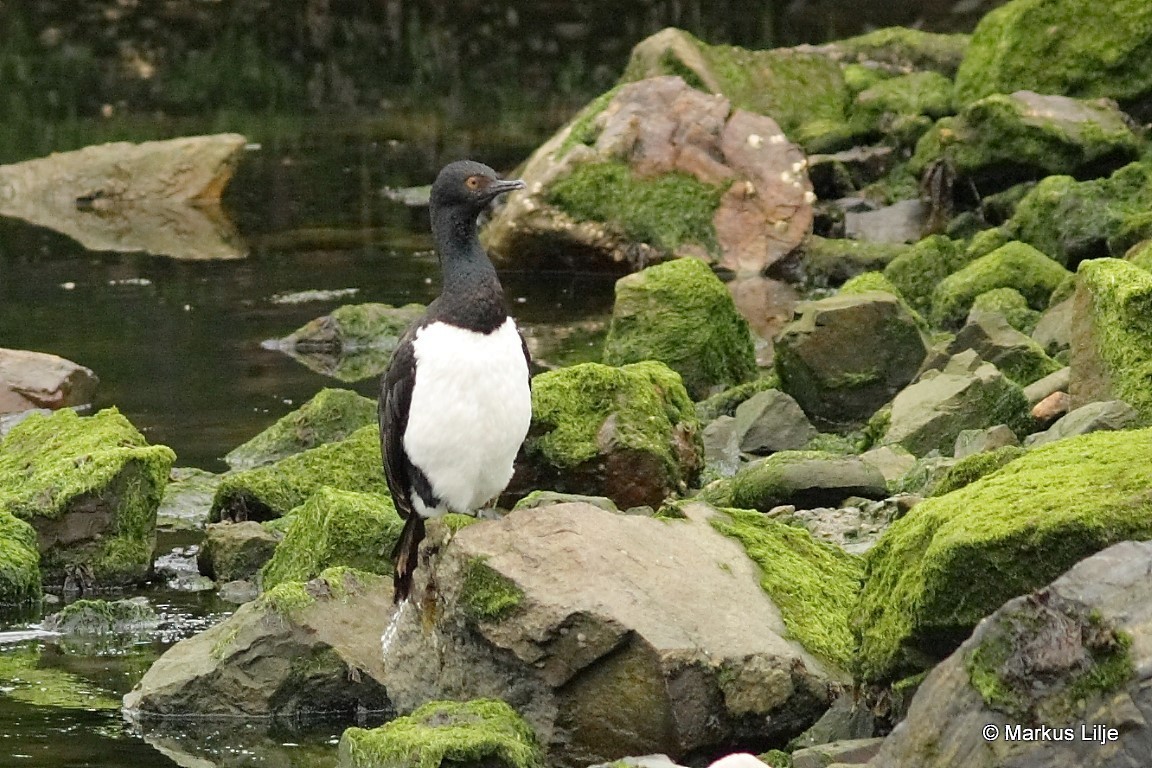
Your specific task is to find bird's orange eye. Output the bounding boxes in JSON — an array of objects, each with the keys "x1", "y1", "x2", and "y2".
[{"x1": 465, "y1": 176, "x2": 482, "y2": 190}]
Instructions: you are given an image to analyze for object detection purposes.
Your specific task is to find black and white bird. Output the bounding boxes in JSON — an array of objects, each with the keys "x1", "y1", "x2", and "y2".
[{"x1": 379, "y1": 160, "x2": 532, "y2": 603}]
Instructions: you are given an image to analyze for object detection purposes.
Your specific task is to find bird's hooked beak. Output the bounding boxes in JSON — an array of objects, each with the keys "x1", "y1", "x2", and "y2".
[{"x1": 485, "y1": 178, "x2": 526, "y2": 201}]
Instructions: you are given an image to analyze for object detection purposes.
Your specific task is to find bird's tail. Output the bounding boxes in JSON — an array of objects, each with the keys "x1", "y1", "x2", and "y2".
[{"x1": 392, "y1": 515, "x2": 426, "y2": 603}]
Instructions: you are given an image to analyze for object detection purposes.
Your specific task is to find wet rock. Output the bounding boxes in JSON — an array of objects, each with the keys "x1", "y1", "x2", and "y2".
[
  {"x1": 955, "y1": 0, "x2": 1152, "y2": 113},
  {"x1": 123, "y1": 568, "x2": 392, "y2": 721},
  {"x1": 339, "y1": 699, "x2": 542, "y2": 768},
  {"x1": 1030, "y1": 296, "x2": 1073, "y2": 357},
  {"x1": 259, "y1": 488, "x2": 401, "y2": 590},
  {"x1": 588, "y1": 756, "x2": 685, "y2": 768},
  {"x1": 953, "y1": 425, "x2": 1019, "y2": 459},
  {"x1": 733, "y1": 390, "x2": 818, "y2": 455},
  {"x1": 807, "y1": 147, "x2": 896, "y2": 200},
  {"x1": 854, "y1": 427, "x2": 1152, "y2": 684},
  {"x1": 790, "y1": 692, "x2": 876, "y2": 750},
  {"x1": 217, "y1": 579, "x2": 258, "y2": 604},
  {"x1": 1024, "y1": 400, "x2": 1139, "y2": 448},
  {"x1": 1068, "y1": 259, "x2": 1152, "y2": 421},
  {"x1": 0, "y1": 512, "x2": 40, "y2": 605},
  {"x1": 700, "y1": 451, "x2": 888, "y2": 512},
  {"x1": 511, "y1": 490, "x2": 618, "y2": 514},
  {"x1": 1021, "y1": 366, "x2": 1070, "y2": 406},
  {"x1": 968, "y1": 287, "x2": 1040, "y2": 335},
  {"x1": 1006, "y1": 162, "x2": 1152, "y2": 267},
  {"x1": 484, "y1": 76, "x2": 813, "y2": 276},
  {"x1": 42, "y1": 597, "x2": 158, "y2": 634},
  {"x1": 0, "y1": 348, "x2": 98, "y2": 415},
  {"x1": 775, "y1": 292, "x2": 929, "y2": 430},
  {"x1": 380, "y1": 502, "x2": 849, "y2": 766},
  {"x1": 869, "y1": 540, "x2": 1152, "y2": 767},
  {"x1": 0, "y1": 134, "x2": 247, "y2": 260},
  {"x1": 792, "y1": 738, "x2": 883, "y2": 768},
  {"x1": 947, "y1": 311, "x2": 1061, "y2": 386},
  {"x1": 265, "y1": 303, "x2": 425, "y2": 382},
  {"x1": 930, "y1": 242, "x2": 1069, "y2": 329},
  {"x1": 509, "y1": 362, "x2": 701, "y2": 509},
  {"x1": 702, "y1": 416, "x2": 741, "y2": 481},
  {"x1": 1029, "y1": 391, "x2": 1071, "y2": 428},
  {"x1": 602, "y1": 258, "x2": 756, "y2": 399},
  {"x1": 843, "y1": 200, "x2": 928, "y2": 245},
  {"x1": 911, "y1": 92, "x2": 1140, "y2": 192},
  {"x1": 881, "y1": 351, "x2": 1030, "y2": 456},
  {"x1": 196, "y1": 521, "x2": 280, "y2": 583},
  {"x1": 225, "y1": 388, "x2": 378, "y2": 470},
  {"x1": 156, "y1": 467, "x2": 220, "y2": 531},
  {"x1": 210, "y1": 424, "x2": 384, "y2": 522},
  {"x1": 0, "y1": 408, "x2": 174, "y2": 589}
]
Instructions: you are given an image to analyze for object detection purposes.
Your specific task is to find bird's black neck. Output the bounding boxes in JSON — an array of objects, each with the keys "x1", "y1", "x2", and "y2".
[{"x1": 430, "y1": 204, "x2": 508, "y2": 333}]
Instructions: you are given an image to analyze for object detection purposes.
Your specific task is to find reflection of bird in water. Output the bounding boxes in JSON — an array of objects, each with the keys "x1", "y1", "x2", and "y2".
[{"x1": 378, "y1": 160, "x2": 531, "y2": 603}]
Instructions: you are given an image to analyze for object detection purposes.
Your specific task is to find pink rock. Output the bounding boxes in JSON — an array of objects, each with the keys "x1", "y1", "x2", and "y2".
[
  {"x1": 0, "y1": 348, "x2": 98, "y2": 414},
  {"x1": 1031, "y1": 390, "x2": 1071, "y2": 426}
]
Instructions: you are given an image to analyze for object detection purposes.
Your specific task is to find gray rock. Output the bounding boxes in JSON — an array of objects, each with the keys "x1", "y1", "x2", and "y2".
[
  {"x1": 775, "y1": 292, "x2": 930, "y2": 429},
  {"x1": 588, "y1": 756, "x2": 687, "y2": 768},
  {"x1": 843, "y1": 200, "x2": 928, "y2": 244},
  {"x1": 867, "y1": 540, "x2": 1152, "y2": 767},
  {"x1": 217, "y1": 579, "x2": 258, "y2": 604},
  {"x1": 1024, "y1": 400, "x2": 1139, "y2": 448},
  {"x1": 197, "y1": 522, "x2": 280, "y2": 582},
  {"x1": 807, "y1": 146, "x2": 896, "y2": 199},
  {"x1": 1031, "y1": 296, "x2": 1073, "y2": 357},
  {"x1": 791, "y1": 691, "x2": 877, "y2": 750},
  {"x1": 379, "y1": 503, "x2": 843, "y2": 767},
  {"x1": 702, "y1": 415, "x2": 742, "y2": 479},
  {"x1": 859, "y1": 445, "x2": 917, "y2": 485},
  {"x1": 793, "y1": 738, "x2": 884, "y2": 768},
  {"x1": 156, "y1": 467, "x2": 221, "y2": 531},
  {"x1": 953, "y1": 425, "x2": 1020, "y2": 459},
  {"x1": 882, "y1": 350, "x2": 1030, "y2": 456},
  {"x1": 701, "y1": 451, "x2": 889, "y2": 512},
  {"x1": 734, "y1": 389, "x2": 818, "y2": 455},
  {"x1": 947, "y1": 311, "x2": 1061, "y2": 385},
  {"x1": 1022, "y1": 366, "x2": 1071, "y2": 406},
  {"x1": 0, "y1": 348, "x2": 99, "y2": 415}
]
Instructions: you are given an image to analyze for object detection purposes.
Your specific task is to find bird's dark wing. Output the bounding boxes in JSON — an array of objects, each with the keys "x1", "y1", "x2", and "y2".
[
  {"x1": 379, "y1": 326, "x2": 419, "y2": 521},
  {"x1": 518, "y1": 326, "x2": 532, "y2": 390}
]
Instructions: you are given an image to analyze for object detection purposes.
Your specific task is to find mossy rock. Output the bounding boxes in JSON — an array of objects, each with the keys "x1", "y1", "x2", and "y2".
[
  {"x1": 339, "y1": 698, "x2": 543, "y2": 768},
  {"x1": 515, "y1": 361, "x2": 700, "y2": 509},
  {"x1": 1070, "y1": 259, "x2": 1152, "y2": 424},
  {"x1": 710, "y1": 507, "x2": 864, "y2": 668},
  {"x1": 260, "y1": 488, "x2": 402, "y2": 591},
  {"x1": 279, "y1": 303, "x2": 425, "y2": 351},
  {"x1": 1126, "y1": 239, "x2": 1152, "y2": 272},
  {"x1": 695, "y1": 374, "x2": 780, "y2": 422},
  {"x1": 826, "y1": 27, "x2": 971, "y2": 76},
  {"x1": 929, "y1": 444, "x2": 1027, "y2": 496},
  {"x1": 602, "y1": 258, "x2": 756, "y2": 399},
  {"x1": 840, "y1": 272, "x2": 928, "y2": 330},
  {"x1": 850, "y1": 71, "x2": 954, "y2": 147},
  {"x1": 210, "y1": 424, "x2": 385, "y2": 522},
  {"x1": 910, "y1": 92, "x2": 1140, "y2": 191},
  {"x1": 225, "y1": 388, "x2": 378, "y2": 471},
  {"x1": 802, "y1": 235, "x2": 911, "y2": 287},
  {"x1": 698, "y1": 450, "x2": 888, "y2": 512},
  {"x1": 969, "y1": 287, "x2": 1041, "y2": 335},
  {"x1": 0, "y1": 407, "x2": 175, "y2": 588},
  {"x1": 197, "y1": 521, "x2": 280, "y2": 582},
  {"x1": 854, "y1": 427, "x2": 1152, "y2": 683},
  {"x1": 949, "y1": 311, "x2": 1062, "y2": 386},
  {"x1": 1006, "y1": 162, "x2": 1152, "y2": 268},
  {"x1": 0, "y1": 511, "x2": 41, "y2": 605},
  {"x1": 954, "y1": 0, "x2": 1152, "y2": 110},
  {"x1": 620, "y1": 28, "x2": 853, "y2": 152},
  {"x1": 882, "y1": 235, "x2": 969, "y2": 317},
  {"x1": 930, "y1": 241, "x2": 1070, "y2": 328},
  {"x1": 42, "y1": 597, "x2": 158, "y2": 635}
]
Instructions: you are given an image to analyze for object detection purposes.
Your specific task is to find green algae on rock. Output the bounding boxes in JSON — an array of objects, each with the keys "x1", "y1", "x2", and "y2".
[
  {"x1": 225, "y1": 388, "x2": 378, "y2": 471},
  {"x1": 459, "y1": 557, "x2": 524, "y2": 623},
  {"x1": 0, "y1": 407, "x2": 175, "y2": 588},
  {"x1": 602, "y1": 257, "x2": 756, "y2": 399},
  {"x1": 210, "y1": 423, "x2": 384, "y2": 522},
  {"x1": 197, "y1": 521, "x2": 279, "y2": 582},
  {"x1": 710, "y1": 507, "x2": 864, "y2": 668},
  {"x1": 260, "y1": 488, "x2": 402, "y2": 591},
  {"x1": 954, "y1": 0, "x2": 1152, "y2": 109},
  {"x1": 850, "y1": 71, "x2": 954, "y2": 147},
  {"x1": 882, "y1": 235, "x2": 968, "y2": 317},
  {"x1": 0, "y1": 511, "x2": 41, "y2": 604},
  {"x1": 854, "y1": 427, "x2": 1152, "y2": 683},
  {"x1": 699, "y1": 450, "x2": 888, "y2": 512},
  {"x1": 514, "y1": 361, "x2": 701, "y2": 509},
  {"x1": 824, "y1": 27, "x2": 971, "y2": 76},
  {"x1": 969, "y1": 287, "x2": 1041, "y2": 335},
  {"x1": 929, "y1": 445, "x2": 1027, "y2": 496},
  {"x1": 930, "y1": 241, "x2": 1069, "y2": 328},
  {"x1": 339, "y1": 698, "x2": 542, "y2": 768},
  {"x1": 42, "y1": 597, "x2": 158, "y2": 635},
  {"x1": 801, "y1": 235, "x2": 911, "y2": 287},
  {"x1": 1069, "y1": 259, "x2": 1152, "y2": 423}
]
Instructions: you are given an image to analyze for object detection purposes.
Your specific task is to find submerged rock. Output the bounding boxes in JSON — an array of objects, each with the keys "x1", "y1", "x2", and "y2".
[
  {"x1": 602, "y1": 258, "x2": 756, "y2": 399},
  {"x1": 123, "y1": 567, "x2": 392, "y2": 721},
  {"x1": 380, "y1": 502, "x2": 849, "y2": 766},
  {"x1": 0, "y1": 348, "x2": 98, "y2": 415},
  {"x1": 225, "y1": 388, "x2": 378, "y2": 470},
  {"x1": 510, "y1": 362, "x2": 701, "y2": 509},
  {"x1": 0, "y1": 408, "x2": 175, "y2": 589},
  {"x1": 854, "y1": 427, "x2": 1152, "y2": 684},
  {"x1": 42, "y1": 597, "x2": 158, "y2": 635},
  {"x1": 0, "y1": 134, "x2": 247, "y2": 260},
  {"x1": 339, "y1": 699, "x2": 543, "y2": 768},
  {"x1": 871, "y1": 540, "x2": 1152, "y2": 766}
]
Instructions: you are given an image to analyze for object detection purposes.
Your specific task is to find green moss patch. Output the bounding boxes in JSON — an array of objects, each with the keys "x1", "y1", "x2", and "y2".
[
  {"x1": 0, "y1": 407, "x2": 174, "y2": 586},
  {"x1": 855, "y1": 427, "x2": 1152, "y2": 683},
  {"x1": 257, "y1": 566, "x2": 383, "y2": 618},
  {"x1": 930, "y1": 445, "x2": 1027, "y2": 496},
  {"x1": 711, "y1": 507, "x2": 863, "y2": 668},
  {"x1": 224, "y1": 388, "x2": 377, "y2": 470},
  {"x1": 260, "y1": 487, "x2": 402, "y2": 590},
  {"x1": 210, "y1": 424, "x2": 384, "y2": 522},
  {"x1": 459, "y1": 557, "x2": 524, "y2": 623},
  {"x1": 883, "y1": 235, "x2": 968, "y2": 317},
  {"x1": 832, "y1": 27, "x2": 970, "y2": 75},
  {"x1": 603, "y1": 257, "x2": 757, "y2": 399},
  {"x1": 930, "y1": 241, "x2": 1069, "y2": 328},
  {"x1": 970, "y1": 287, "x2": 1041, "y2": 335},
  {"x1": 546, "y1": 160, "x2": 724, "y2": 256},
  {"x1": 851, "y1": 71, "x2": 954, "y2": 146},
  {"x1": 0, "y1": 512, "x2": 41, "y2": 604},
  {"x1": 339, "y1": 698, "x2": 543, "y2": 768}
]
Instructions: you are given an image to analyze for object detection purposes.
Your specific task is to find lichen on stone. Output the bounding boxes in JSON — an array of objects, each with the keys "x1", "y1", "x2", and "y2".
[
  {"x1": 339, "y1": 698, "x2": 543, "y2": 768},
  {"x1": 710, "y1": 507, "x2": 863, "y2": 668},
  {"x1": 930, "y1": 241, "x2": 1069, "y2": 328}
]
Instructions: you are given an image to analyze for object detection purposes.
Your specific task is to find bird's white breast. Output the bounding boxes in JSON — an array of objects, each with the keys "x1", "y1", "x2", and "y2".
[{"x1": 404, "y1": 317, "x2": 531, "y2": 516}]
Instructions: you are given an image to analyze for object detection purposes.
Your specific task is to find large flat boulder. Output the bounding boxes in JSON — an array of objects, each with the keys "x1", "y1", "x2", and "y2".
[
  {"x1": 0, "y1": 348, "x2": 98, "y2": 415},
  {"x1": 380, "y1": 502, "x2": 851, "y2": 767}
]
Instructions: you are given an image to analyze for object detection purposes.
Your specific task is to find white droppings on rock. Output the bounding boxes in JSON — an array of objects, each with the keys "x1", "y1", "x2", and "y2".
[
  {"x1": 804, "y1": 190, "x2": 817, "y2": 204},
  {"x1": 768, "y1": 134, "x2": 786, "y2": 144},
  {"x1": 747, "y1": 134, "x2": 763, "y2": 148}
]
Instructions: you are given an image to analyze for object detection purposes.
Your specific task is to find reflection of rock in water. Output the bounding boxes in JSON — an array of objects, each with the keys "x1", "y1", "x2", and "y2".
[
  {"x1": 0, "y1": 134, "x2": 248, "y2": 260},
  {"x1": 263, "y1": 302, "x2": 425, "y2": 382}
]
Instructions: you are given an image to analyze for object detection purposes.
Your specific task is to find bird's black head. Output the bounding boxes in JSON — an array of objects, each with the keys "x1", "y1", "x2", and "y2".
[{"x1": 430, "y1": 160, "x2": 525, "y2": 215}]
